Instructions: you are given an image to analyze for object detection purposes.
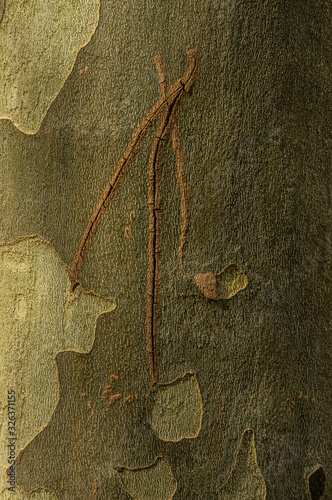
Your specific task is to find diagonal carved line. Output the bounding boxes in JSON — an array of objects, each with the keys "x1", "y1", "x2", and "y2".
[{"x1": 70, "y1": 50, "x2": 200, "y2": 292}]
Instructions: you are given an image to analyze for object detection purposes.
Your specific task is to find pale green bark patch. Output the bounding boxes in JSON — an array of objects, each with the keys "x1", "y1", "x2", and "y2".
[
  {"x1": 0, "y1": 235, "x2": 115, "y2": 498},
  {"x1": 146, "y1": 372, "x2": 202, "y2": 442},
  {"x1": 219, "y1": 429, "x2": 266, "y2": 500},
  {"x1": 0, "y1": 0, "x2": 100, "y2": 134},
  {"x1": 195, "y1": 264, "x2": 248, "y2": 300},
  {"x1": 117, "y1": 457, "x2": 177, "y2": 500}
]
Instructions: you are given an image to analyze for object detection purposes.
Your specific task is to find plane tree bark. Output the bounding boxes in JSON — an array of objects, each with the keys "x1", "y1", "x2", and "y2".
[{"x1": 0, "y1": 1, "x2": 331, "y2": 498}]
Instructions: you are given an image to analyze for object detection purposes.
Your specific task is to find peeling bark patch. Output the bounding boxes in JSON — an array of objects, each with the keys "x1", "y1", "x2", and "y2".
[
  {"x1": 219, "y1": 429, "x2": 266, "y2": 499},
  {"x1": 146, "y1": 372, "x2": 202, "y2": 442},
  {"x1": 116, "y1": 457, "x2": 177, "y2": 500},
  {"x1": 307, "y1": 466, "x2": 326, "y2": 500},
  {"x1": 195, "y1": 264, "x2": 248, "y2": 300},
  {"x1": 0, "y1": 235, "x2": 115, "y2": 498},
  {"x1": 0, "y1": 0, "x2": 100, "y2": 134}
]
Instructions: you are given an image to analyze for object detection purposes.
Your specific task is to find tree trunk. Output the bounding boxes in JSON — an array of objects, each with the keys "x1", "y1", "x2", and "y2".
[{"x1": 0, "y1": 1, "x2": 331, "y2": 499}]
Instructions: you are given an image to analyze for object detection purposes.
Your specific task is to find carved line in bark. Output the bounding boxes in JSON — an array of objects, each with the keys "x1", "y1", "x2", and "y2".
[
  {"x1": 69, "y1": 50, "x2": 199, "y2": 292},
  {"x1": 69, "y1": 50, "x2": 200, "y2": 387}
]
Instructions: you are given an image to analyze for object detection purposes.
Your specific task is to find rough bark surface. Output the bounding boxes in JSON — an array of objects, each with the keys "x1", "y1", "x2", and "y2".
[{"x1": 0, "y1": 0, "x2": 331, "y2": 499}]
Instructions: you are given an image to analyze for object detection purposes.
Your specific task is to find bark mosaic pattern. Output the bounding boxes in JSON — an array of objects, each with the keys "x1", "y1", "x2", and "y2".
[
  {"x1": 0, "y1": 0, "x2": 100, "y2": 134},
  {"x1": 0, "y1": 235, "x2": 115, "y2": 498}
]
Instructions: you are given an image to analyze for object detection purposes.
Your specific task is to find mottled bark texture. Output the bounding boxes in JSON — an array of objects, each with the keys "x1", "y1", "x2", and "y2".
[{"x1": 0, "y1": 0, "x2": 331, "y2": 498}]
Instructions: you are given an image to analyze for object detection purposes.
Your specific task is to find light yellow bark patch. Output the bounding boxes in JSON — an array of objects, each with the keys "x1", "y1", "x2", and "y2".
[
  {"x1": 0, "y1": 235, "x2": 115, "y2": 498},
  {"x1": 117, "y1": 457, "x2": 177, "y2": 500},
  {"x1": 146, "y1": 372, "x2": 202, "y2": 442},
  {"x1": 0, "y1": 0, "x2": 100, "y2": 134},
  {"x1": 219, "y1": 429, "x2": 266, "y2": 499}
]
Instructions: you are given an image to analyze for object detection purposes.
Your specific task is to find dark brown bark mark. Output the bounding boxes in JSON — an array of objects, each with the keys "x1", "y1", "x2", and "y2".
[{"x1": 308, "y1": 466, "x2": 326, "y2": 500}]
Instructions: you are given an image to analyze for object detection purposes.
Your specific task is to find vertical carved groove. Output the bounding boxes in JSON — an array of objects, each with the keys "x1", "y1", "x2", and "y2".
[
  {"x1": 69, "y1": 50, "x2": 200, "y2": 387},
  {"x1": 147, "y1": 52, "x2": 200, "y2": 385}
]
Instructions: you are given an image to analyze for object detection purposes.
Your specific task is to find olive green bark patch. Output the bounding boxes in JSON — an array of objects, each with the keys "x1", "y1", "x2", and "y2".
[
  {"x1": 117, "y1": 457, "x2": 177, "y2": 500},
  {"x1": 195, "y1": 264, "x2": 248, "y2": 300},
  {"x1": 146, "y1": 372, "x2": 202, "y2": 442},
  {"x1": 0, "y1": 0, "x2": 100, "y2": 134},
  {"x1": 219, "y1": 429, "x2": 266, "y2": 500},
  {"x1": 0, "y1": 235, "x2": 115, "y2": 498}
]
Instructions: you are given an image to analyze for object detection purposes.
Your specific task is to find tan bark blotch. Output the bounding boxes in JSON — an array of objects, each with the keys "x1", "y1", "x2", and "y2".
[
  {"x1": 109, "y1": 394, "x2": 122, "y2": 405},
  {"x1": 102, "y1": 386, "x2": 113, "y2": 398},
  {"x1": 87, "y1": 401, "x2": 93, "y2": 416},
  {"x1": 109, "y1": 374, "x2": 119, "y2": 384},
  {"x1": 219, "y1": 429, "x2": 266, "y2": 499},
  {"x1": 195, "y1": 263, "x2": 248, "y2": 300},
  {"x1": 102, "y1": 374, "x2": 119, "y2": 399},
  {"x1": 116, "y1": 456, "x2": 177, "y2": 500},
  {"x1": 124, "y1": 395, "x2": 134, "y2": 404},
  {"x1": 194, "y1": 272, "x2": 217, "y2": 300}
]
